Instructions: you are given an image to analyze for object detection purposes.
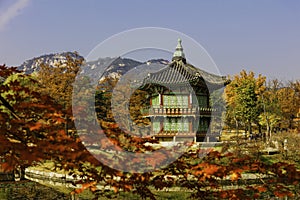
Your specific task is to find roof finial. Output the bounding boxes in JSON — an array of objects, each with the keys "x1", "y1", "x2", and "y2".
[
  {"x1": 173, "y1": 38, "x2": 186, "y2": 60},
  {"x1": 177, "y1": 38, "x2": 182, "y2": 47}
]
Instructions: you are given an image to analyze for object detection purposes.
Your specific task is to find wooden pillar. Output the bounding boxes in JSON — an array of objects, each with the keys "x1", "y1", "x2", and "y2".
[
  {"x1": 188, "y1": 93, "x2": 192, "y2": 108},
  {"x1": 159, "y1": 93, "x2": 161, "y2": 105}
]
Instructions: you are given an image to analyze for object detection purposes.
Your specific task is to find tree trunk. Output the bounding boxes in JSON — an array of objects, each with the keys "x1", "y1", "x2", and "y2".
[
  {"x1": 266, "y1": 121, "x2": 270, "y2": 142},
  {"x1": 235, "y1": 117, "x2": 239, "y2": 136},
  {"x1": 65, "y1": 114, "x2": 69, "y2": 136},
  {"x1": 258, "y1": 123, "x2": 262, "y2": 134},
  {"x1": 269, "y1": 123, "x2": 274, "y2": 143},
  {"x1": 248, "y1": 120, "x2": 252, "y2": 136}
]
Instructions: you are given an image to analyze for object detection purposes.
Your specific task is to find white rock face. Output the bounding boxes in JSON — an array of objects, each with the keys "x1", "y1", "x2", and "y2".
[{"x1": 18, "y1": 52, "x2": 84, "y2": 74}]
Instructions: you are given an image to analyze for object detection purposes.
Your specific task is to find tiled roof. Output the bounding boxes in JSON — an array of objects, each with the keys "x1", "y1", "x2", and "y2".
[{"x1": 142, "y1": 59, "x2": 229, "y2": 88}]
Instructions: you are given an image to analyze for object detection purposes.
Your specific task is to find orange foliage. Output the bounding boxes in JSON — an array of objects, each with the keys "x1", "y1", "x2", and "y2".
[{"x1": 1, "y1": 65, "x2": 300, "y2": 199}]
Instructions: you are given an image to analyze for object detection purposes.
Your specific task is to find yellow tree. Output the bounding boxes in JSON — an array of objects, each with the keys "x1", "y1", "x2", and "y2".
[
  {"x1": 276, "y1": 81, "x2": 300, "y2": 131},
  {"x1": 225, "y1": 70, "x2": 266, "y2": 137},
  {"x1": 278, "y1": 88, "x2": 293, "y2": 130},
  {"x1": 2, "y1": 65, "x2": 300, "y2": 200},
  {"x1": 34, "y1": 52, "x2": 84, "y2": 134},
  {"x1": 258, "y1": 79, "x2": 282, "y2": 141},
  {"x1": 290, "y1": 80, "x2": 300, "y2": 131}
]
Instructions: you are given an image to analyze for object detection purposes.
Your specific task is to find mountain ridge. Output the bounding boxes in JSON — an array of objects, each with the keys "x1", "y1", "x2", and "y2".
[{"x1": 17, "y1": 52, "x2": 169, "y2": 84}]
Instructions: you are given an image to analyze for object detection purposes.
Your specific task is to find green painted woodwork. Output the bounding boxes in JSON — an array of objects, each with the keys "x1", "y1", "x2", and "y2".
[
  {"x1": 161, "y1": 118, "x2": 189, "y2": 132},
  {"x1": 198, "y1": 96, "x2": 207, "y2": 107},
  {"x1": 163, "y1": 118, "x2": 171, "y2": 131},
  {"x1": 170, "y1": 118, "x2": 176, "y2": 131},
  {"x1": 139, "y1": 39, "x2": 227, "y2": 141},
  {"x1": 162, "y1": 95, "x2": 188, "y2": 108},
  {"x1": 198, "y1": 118, "x2": 209, "y2": 132},
  {"x1": 152, "y1": 95, "x2": 160, "y2": 108},
  {"x1": 153, "y1": 121, "x2": 161, "y2": 133},
  {"x1": 183, "y1": 118, "x2": 189, "y2": 132}
]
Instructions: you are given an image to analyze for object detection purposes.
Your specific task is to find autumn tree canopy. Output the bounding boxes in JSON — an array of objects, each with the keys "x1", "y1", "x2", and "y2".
[
  {"x1": 33, "y1": 52, "x2": 84, "y2": 134},
  {"x1": 1, "y1": 64, "x2": 300, "y2": 199},
  {"x1": 225, "y1": 70, "x2": 266, "y2": 136}
]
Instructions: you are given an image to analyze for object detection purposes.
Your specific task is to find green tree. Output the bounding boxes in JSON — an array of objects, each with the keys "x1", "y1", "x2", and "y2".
[
  {"x1": 225, "y1": 70, "x2": 266, "y2": 136},
  {"x1": 259, "y1": 79, "x2": 282, "y2": 141},
  {"x1": 1, "y1": 65, "x2": 300, "y2": 199}
]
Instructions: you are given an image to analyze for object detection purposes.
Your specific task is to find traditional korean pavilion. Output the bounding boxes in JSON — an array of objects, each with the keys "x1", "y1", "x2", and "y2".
[{"x1": 139, "y1": 39, "x2": 228, "y2": 142}]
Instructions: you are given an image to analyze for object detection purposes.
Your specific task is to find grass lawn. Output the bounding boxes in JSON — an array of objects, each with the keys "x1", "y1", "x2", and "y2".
[
  {"x1": 0, "y1": 180, "x2": 192, "y2": 200},
  {"x1": 23, "y1": 133, "x2": 300, "y2": 199},
  {"x1": 0, "y1": 181, "x2": 70, "y2": 200}
]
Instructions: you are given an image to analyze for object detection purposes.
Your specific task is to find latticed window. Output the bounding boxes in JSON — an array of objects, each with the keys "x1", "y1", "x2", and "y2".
[
  {"x1": 163, "y1": 118, "x2": 171, "y2": 131},
  {"x1": 152, "y1": 95, "x2": 160, "y2": 108},
  {"x1": 177, "y1": 118, "x2": 189, "y2": 132},
  {"x1": 163, "y1": 95, "x2": 189, "y2": 108},
  {"x1": 163, "y1": 95, "x2": 170, "y2": 108},
  {"x1": 163, "y1": 118, "x2": 190, "y2": 132},
  {"x1": 175, "y1": 96, "x2": 188, "y2": 108},
  {"x1": 169, "y1": 96, "x2": 177, "y2": 108},
  {"x1": 182, "y1": 96, "x2": 188, "y2": 108},
  {"x1": 177, "y1": 119, "x2": 183, "y2": 132},
  {"x1": 163, "y1": 118, "x2": 182, "y2": 132},
  {"x1": 183, "y1": 118, "x2": 189, "y2": 132},
  {"x1": 153, "y1": 121, "x2": 161, "y2": 133},
  {"x1": 198, "y1": 96, "x2": 207, "y2": 108},
  {"x1": 170, "y1": 118, "x2": 177, "y2": 131},
  {"x1": 198, "y1": 118, "x2": 208, "y2": 131},
  {"x1": 177, "y1": 96, "x2": 182, "y2": 108}
]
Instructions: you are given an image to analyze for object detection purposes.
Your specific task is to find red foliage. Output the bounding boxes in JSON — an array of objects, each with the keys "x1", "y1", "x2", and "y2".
[{"x1": 1, "y1": 65, "x2": 300, "y2": 199}]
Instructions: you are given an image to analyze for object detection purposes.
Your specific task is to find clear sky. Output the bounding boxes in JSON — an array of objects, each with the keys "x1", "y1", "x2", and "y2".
[{"x1": 0, "y1": 0, "x2": 299, "y2": 81}]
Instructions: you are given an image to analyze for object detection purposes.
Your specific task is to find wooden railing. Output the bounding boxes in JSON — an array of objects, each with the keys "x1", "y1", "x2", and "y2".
[
  {"x1": 152, "y1": 131, "x2": 196, "y2": 137},
  {"x1": 141, "y1": 106, "x2": 216, "y2": 116}
]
